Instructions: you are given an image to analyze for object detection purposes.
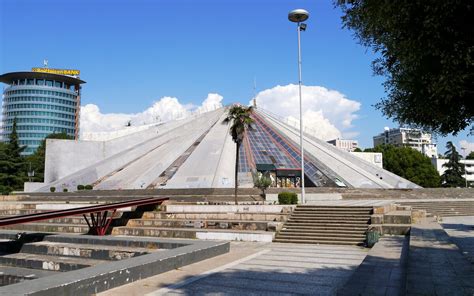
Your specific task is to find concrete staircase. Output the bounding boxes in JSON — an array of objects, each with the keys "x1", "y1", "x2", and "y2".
[
  {"x1": 0, "y1": 202, "x2": 290, "y2": 242},
  {"x1": 274, "y1": 205, "x2": 373, "y2": 245},
  {"x1": 110, "y1": 206, "x2": 289, "y2": 241},
  {"x1": 397, "y1": 200, "x2": 474, "y2": 217}
]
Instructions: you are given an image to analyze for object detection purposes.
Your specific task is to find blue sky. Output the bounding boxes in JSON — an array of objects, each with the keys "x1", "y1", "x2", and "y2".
[{"x1": 1, "y1": 0, "x2": 472, "y2": 153}]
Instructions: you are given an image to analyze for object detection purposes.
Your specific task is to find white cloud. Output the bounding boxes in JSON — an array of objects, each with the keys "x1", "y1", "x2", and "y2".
[
  {"x1": 459, "y1": 140, "x2": 474, "y2": 155},
  {"x1": 80, "y1": 93, "x2": 223, "y2": 135},
  {"x1": 196, "y1": 93, "x2": 223, "y2": 114},
  {"x1": 252, "y1": 84, "x2": 361, "y2": 141}
]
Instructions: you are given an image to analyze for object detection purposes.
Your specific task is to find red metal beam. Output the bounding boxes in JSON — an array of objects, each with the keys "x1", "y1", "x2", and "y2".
[{"x1": 0, "y1": 197, "x2": 168, "y2": 228}]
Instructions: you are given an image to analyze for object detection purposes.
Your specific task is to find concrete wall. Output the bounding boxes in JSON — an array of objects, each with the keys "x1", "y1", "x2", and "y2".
[{"x1": 23, "y1": 182, "x2": 46, "y2": 192}]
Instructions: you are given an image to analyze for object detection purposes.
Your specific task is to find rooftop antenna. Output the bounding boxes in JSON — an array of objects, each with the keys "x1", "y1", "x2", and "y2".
[{"x1": 43, "y1": 59, "x2": 48, "y2": 68}]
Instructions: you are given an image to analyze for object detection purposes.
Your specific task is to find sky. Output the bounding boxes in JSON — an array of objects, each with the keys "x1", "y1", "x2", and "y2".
[{"x1": 0, "y1": 0, "x2": 472, "y2": 154}]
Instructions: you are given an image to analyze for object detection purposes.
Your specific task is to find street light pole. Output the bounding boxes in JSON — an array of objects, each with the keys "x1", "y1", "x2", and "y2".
[{"x1": 289, "y1": 9, "x2": 309, "y2": 204}]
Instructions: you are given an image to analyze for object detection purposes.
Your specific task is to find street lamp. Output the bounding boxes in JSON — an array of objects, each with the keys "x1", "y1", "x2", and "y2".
[
  {"x1": 288, "y1": 9, "x2": 309, "y2": 204},
  {"x1": 461, "y1": 146, "x2": 467, "y2": 188}
]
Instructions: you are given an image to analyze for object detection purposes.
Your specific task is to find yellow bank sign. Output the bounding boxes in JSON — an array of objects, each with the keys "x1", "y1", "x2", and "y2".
[{"x1": 32, "y1": 68, "x2": 80, "y2": 76}]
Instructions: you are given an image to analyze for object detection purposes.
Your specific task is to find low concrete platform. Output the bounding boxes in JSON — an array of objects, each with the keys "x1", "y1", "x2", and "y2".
[{"x1": 0, "y1": 232, "x2": 229, "y2": 295}]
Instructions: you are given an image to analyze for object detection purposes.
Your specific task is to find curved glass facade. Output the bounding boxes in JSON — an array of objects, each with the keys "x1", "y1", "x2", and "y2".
[{"x1": 1, "y1": 73, "x2": 84, "y2": 155}]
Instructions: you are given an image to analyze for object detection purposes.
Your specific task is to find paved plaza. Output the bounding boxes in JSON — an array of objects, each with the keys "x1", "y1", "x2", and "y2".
[
  {"x1": 100, "y1": 242, "x2": 368, "y2": 296},
  {"x1": 441, "y1": 216, "x2": 474, "y2": 263}
]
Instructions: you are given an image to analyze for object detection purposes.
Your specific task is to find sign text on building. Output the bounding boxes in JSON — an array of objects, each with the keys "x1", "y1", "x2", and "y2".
[{"x1": 31, "y1": 68, "x2": 80, "y2": 76}]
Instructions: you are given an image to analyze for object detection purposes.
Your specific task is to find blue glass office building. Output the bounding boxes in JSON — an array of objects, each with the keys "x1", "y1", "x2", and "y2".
[{"x1": 0, "y1": 69, "x2": 85, "y2": 155}]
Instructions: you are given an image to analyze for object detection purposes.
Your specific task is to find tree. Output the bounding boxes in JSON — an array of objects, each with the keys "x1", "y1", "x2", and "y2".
[
  {"x1": 26, "y1": 132, "x2": 73, "y2": 182},
  {"x1": 224, "y1": 105, "x2": 254, "y2": 204},
  {"x1": 336, "y1": 1, "x2": 474, "y2": 135},
  {"x1": 466, "y1": 151, "x2": 474, "y2": 160},
  {"x1": 353, "y1": 147, "x2": 362, "y2": 152},
  {"x1": 367, "y1": 144, "x2": 441, "y2": 187},
  {"x1": 253, "y1": 171, "x2": 272, "y2": 199},
  {"x1": 0, "y1": 118, "x2": 26, "y2": 193},
  {"x1": 0, "y1": 142, "x2": 14, "y2": 194},
  {"x1": 441, "y1": 141, "x2": 466, "y2": 187}
]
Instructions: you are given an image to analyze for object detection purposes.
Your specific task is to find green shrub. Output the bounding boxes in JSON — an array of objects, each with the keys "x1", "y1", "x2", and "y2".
[
  {"x1": 0, "y1": 185, "x2": 12, "y2": 195},
  {"x1": 50, "y1": 187, "x2": 56, "y2": 193},
  {"x1": 63, "y1": 188, "x2": 68, "y2": 193},
  {"x1": 278, "y1": 191, "x2": 298, "y2": 204},
  {"x1": 84, "y1": 184, "x2": 93, "y2": 190},
  {"x1": 77, "y1": 184, "x2": 85, "y2": 191}
]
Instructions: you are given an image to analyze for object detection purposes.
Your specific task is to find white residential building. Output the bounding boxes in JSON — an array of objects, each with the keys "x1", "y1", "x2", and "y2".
[
  {"x1": 373, "y1": 127, "x2": 437, "y2": 158},
  {"x1": 431, "y1": 158, "x2": 474, "y2": 185}
]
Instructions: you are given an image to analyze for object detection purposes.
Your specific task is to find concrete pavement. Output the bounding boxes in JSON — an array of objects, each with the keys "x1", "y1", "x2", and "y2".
[{"x1": 99, "y1": 242, "x2": 367, "y2": 296}]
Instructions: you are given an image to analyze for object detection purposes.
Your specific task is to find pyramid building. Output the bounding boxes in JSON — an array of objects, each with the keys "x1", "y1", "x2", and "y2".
[{"x1": 29, "y1": 107, "x2": 420, "y2": 192}]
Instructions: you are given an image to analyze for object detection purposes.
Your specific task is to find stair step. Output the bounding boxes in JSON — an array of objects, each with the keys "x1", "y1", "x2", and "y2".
[
  {"x1": 112, "y1": 226, "x2": 270, "y2": 239},
  {"x1": 287, "y1": 219, "x2": 369, "y2": 224},
  {"x1": 0, "y1": 223, "x2": 90, "y2": 234},
  {"x1": 126, "y1": 219, "x2": 272, "y2": 231},
  {"x1": 296, "y1": 206, "x2": 373, "y2": 209},
  {"x1": 0, "y1": 253, "x2": 106, "y2": 271},
  {"x1": 284, "y1": 222, "x2": 368, "y2": 227},
  {"x1": 290, "y1": 213, "x2": 370, "y2": 217},
  {"x1": 273, "y1": 238, "x2": 363, "y2": 245},
  {"x1": 20, "y1": 241, "x2": 158, "y2": 260},
  {"x1": 279, "y1": 228, "x2": 366, "y2": 234},
  {"x1": 274, "y1": 234, "x2": 364, "y2": 242}
]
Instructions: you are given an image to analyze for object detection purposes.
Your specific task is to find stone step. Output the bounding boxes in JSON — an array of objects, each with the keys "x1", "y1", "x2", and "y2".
[
  {"x1": 126, "y1": 219, "x2": 274, "y2": 231},
  {"x1": 280, "y1": 226, "x2": 368, "y2": 233},
  {"x1": 296, "y1": 205, "x2": 373, "y2": 210},
  {"x1": 0, "y1": 265, "x2": 59, "y2": 280},
  {"x1": 274, "y1": 234, "x2": 364, "y2": 242},
  {"x1": 283, "y1": 224, "x2": 368, "y2": 230},
  {"x1": 287, "y1": 218, "x2": 370, "y2": 224},
  {"x1": 290, "y1": 213, "x2": 370, "y2": 220},
  {"x1": 292, "y1": 211, "x2": 371, "y2": 217},
  {"x1": 153, "y1": 212, "x2": 288, "y2": 221},
  {"x1": 1, "y1": 223, "x2": 90, "y2": 234},
  {"x1": 294, "y1": 207, "x2": 372, "y2": 211},
  {"x1": 290, "y1": 212, "x2": 371, "y2": 218},
  {"x1": 111, "y1": 226, "x2": 271, "y2": 240},
  {"x1": 0, "y1": 252, "x2": 106, "y2": 272},
  {"x1": 273, "y1": 238, "x2": 363, "y2": 245},
  {"x1": 279, "y1": 229, "x2": 366, "y2": 236},
  {"x1": 19, "y1": 241, "x2": 158, "y2": 260}
]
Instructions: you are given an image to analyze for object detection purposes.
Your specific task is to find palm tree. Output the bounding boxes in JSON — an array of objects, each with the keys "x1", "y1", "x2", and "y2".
[{"x1": 224, "y1": 104, "x2": 254, "y2": 204}]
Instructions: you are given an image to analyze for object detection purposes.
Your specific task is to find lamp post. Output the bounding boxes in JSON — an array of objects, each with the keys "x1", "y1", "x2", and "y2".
[
  {"x1": 288, "y1": 9, "x2": 309, "y2": 204},
  {"x1": 461, "y1": 146, "x2": 467, "y2": 188}
]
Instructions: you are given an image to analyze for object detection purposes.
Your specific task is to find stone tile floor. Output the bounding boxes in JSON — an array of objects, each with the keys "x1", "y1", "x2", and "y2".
[
  {"x1": 407, "y1": 218, "x2": 474, "y2": 296},
  {"x1": 99, "y1": 242, "x2": 367, "y2": 296},
  {"x1": 441, "y1": 216, "x2": 474, "y2": 263}
]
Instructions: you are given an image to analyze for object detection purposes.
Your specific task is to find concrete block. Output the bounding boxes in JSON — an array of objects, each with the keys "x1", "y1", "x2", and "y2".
[
  {"x1": 382, "y1": 224, "x2": 411, "y2": 235},
  {"x1": 383, "y1": 211, "x2": 411, "y2": 224},
  {"x1": 195, "y1": 231, "x2": 274, "y2": 242},
  {"x1": 371, "y1": 214, "x2": 383, "y2": 224}
]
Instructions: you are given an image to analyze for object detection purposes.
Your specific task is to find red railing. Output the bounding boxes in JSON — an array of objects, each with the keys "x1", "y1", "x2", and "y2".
[{"x1": 0, "y1": 197, "x2": 168, "y2": 235}]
